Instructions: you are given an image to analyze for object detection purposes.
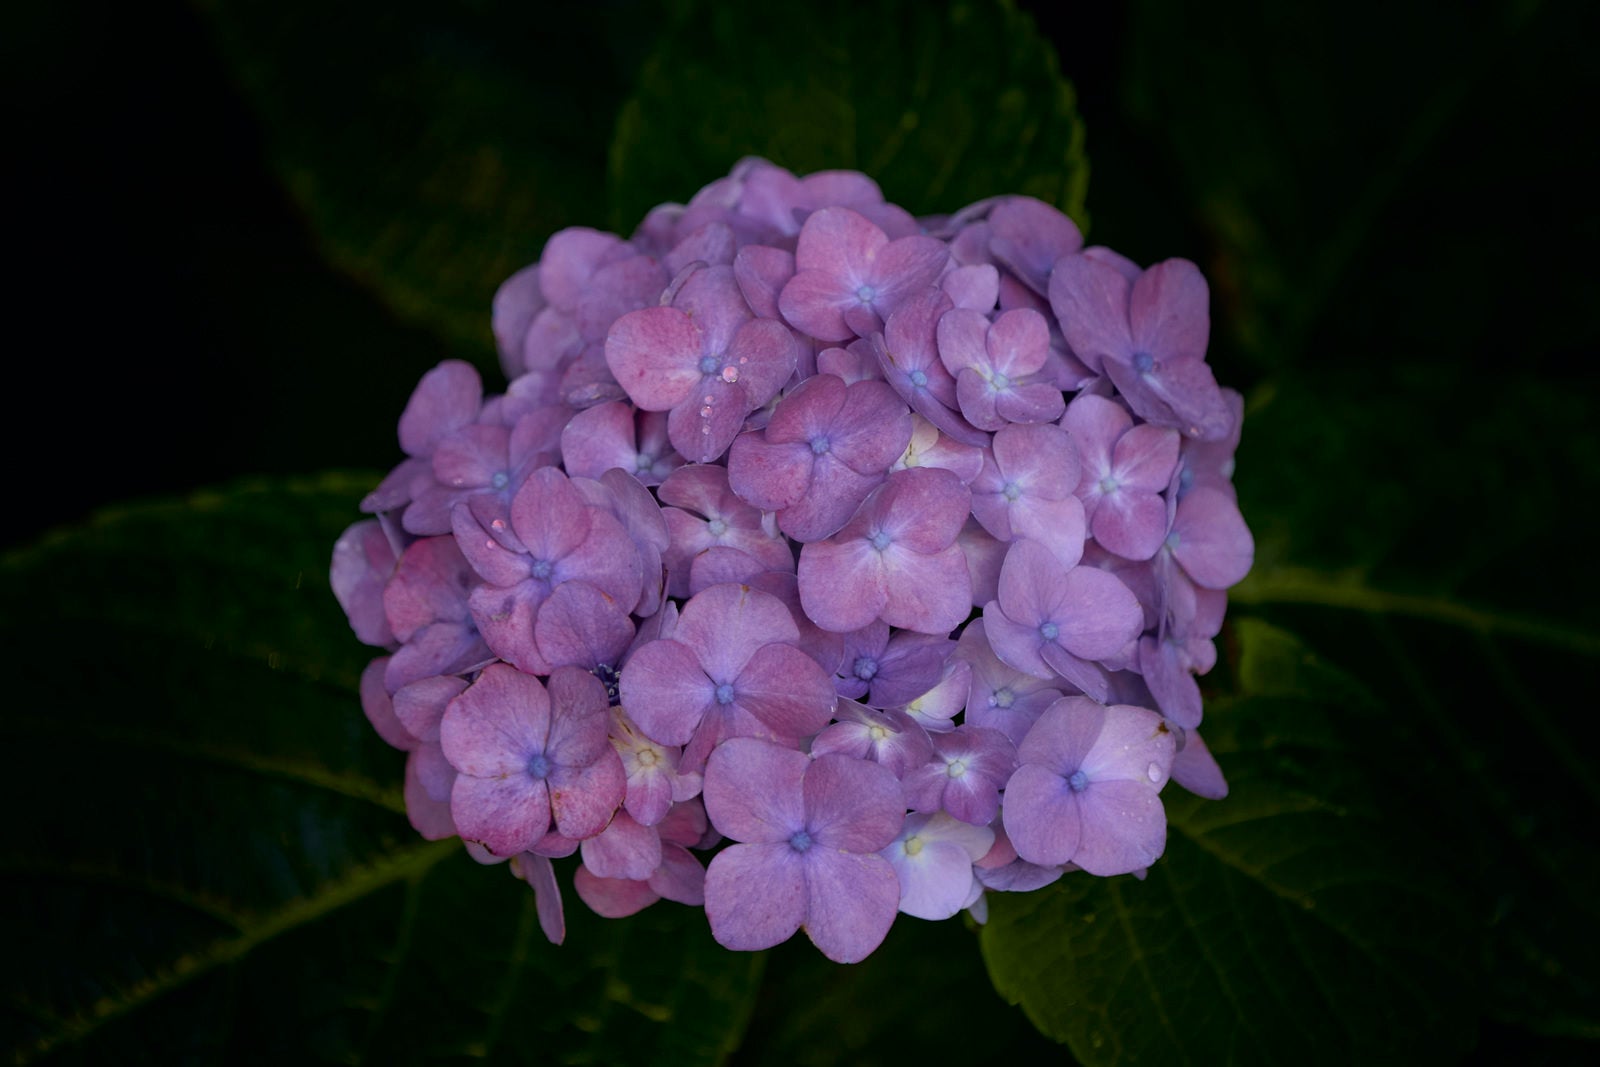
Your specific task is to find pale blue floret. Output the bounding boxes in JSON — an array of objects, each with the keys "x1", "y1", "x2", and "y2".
[
  {"x1": 1039, "y1": 621, "x2": 1059, "y2": 641},
  {"x1": 527, "y1": 753, "x2": 552, "y2": 779},
  {"x1": 700, "y1": 354, "x2": 720, "y2": 374},
  {"x1": 853, "y1": 656, "x2": 879, "y2": 681},
  {"x1": 856, "y1": 285, "x2": 876, "y2": 304},
  {"x1": 715, "y1": 683, "x2": 736, "y2": 705},
  {"x1": 869, "y1": 530, "x2": 892, "y2": 551},
  {"x1": 530, "y1": 558, "x2": 553, "y2": 579},
  {"x1": 810, "y1": 436, "x2": 832, "y2": 455},
  {"x1": 1067, "y1": 769, "x2": 1089, "y2": 792},
  {"x1": 490, "y1": 471, "x2": 509, "y2": 490},
  {"x1": 789, "y1": 829, "x2": 813, "y2": 852}
]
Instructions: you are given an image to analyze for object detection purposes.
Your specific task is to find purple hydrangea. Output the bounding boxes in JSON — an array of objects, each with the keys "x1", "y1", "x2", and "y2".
[{"x1": 333, "y1": 158, "x2": 1255, "y2": 962}]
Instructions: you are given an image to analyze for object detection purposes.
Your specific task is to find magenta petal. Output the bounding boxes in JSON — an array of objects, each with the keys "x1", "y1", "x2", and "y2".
[
  {"x1": 880, "y1": 543, "x2": 973, "y2": 635},
  {"x1": 392, "y1": 674, "x2": 467, "y2": 744},
  {"x1": 804, "y1": 754, "x2": 904, "y2": 852},
  {"x1": 360, "y1": 658, "x2": 413, "y2": 751},
  {"x1": 404, "y1": 749, "x2": 457, "y2": 840},
  {"x1": 668, "y1": 377, "x2": 750, "y2": 464},
  {"x1": 1092, "y1": 490, "x2": 1169, "y2": 561},
  {"x1": 705, "y1": 842, "x2": 806, "y2": 951},
  {"x1": 1054, "y1": 566, "x2": 1143, "y2": 662},
  {"x1": 467, "y1": 581, "x2": 550, "y2": 676},
  {"x1": 451, "y1": 773, "x2": 548, "y2": 857},
  {"x1": 1079, "y1": 703, "x2": 1176, "y2": 784},
  {"x1": 703, "y1": 736, "x2": 809, "y2": 843},
  {"x1": 559, "y1": 401, "x2": 636, "y2": 480},
  {"x1": 440, "y1": 664, "x2": 549, "y2": 776},
  {"x1": 1075, "y1": 778, "x2": 1168, "y2": 876},
  {"x1": 649, "y1": 843, "x2": 707, "y2": 905},
  {"x1": 675, "y1": 583, "x2": 800, "y2": 682},
  {"x1": 736, "y1": 643, "x2": 838, "y2": 738},
  {"x1": 618, "y1": 638, "x2": 714, "y2": 746},
  {"x1": 451, "y1": 498, "x2": 529, "y2": 588},
  {"x1": 728, "y1": 317, "x2": 799, "y2": 406},
  {"x1": 803, "y1": 849, "x2": 901, "y2": 963},
  {"x1": 512, "y1": 852, "x2": 568, "y2": 944},
  {"x1": 574, "y1": 865, "x2": 660, "y2": 919},
  {"x1": 798, "y1": 537, "x2": 887, "y2": 633},
  {"x1": 734, "y1": 244, "x2": 796, "y2": 320},
  {"x1": 981, "y1": 601, "x2": 1052, "y2": 679},
  {"x1": 728, "y1": 433, "x2": 813, "y2": 511},
  {"x1": 548, "y1": 749, "x2": 625, "y2": 840},
  {"x1": 778, "y1": 269, "x2": 859, "y2": 343},
  {"x1": 1171, "y1": 487, "x2": 1255, "y2": 589},
  {"x1": 1049, "y1": 253, "x2": 1132, "y2": 373},
  {"x1": 543, "y1": 667, "x2": 612, "y2": 766},
  {"x1": 509, "y1": 468, "x2": 592, "y2": 564},
  {"x1": 398, "y1": 360, "x2": 482, "y2": 457},
  {"x1": 1001, "y1": 764, "x2": 1082, "y2": 866},
  {"x1": 605, "y1": 306, "x2": 704, "y2": 410},
  {"x1": 1017, "y1": 696, "x2": 1108, "y2": 774},
  {"x1": 1140, "y1": 636, "x2": 1203, "y2": 729},
  {"x1": 1171, "y1": 729, "x2": 1229, "y2": 800},
  {"x1": 579, "y1": 809, "x2": 663, "y2": 881},
  {"x1": 1130, "y1": 258, "x2": 1209, "y2": 365},
  {"x1": 535, "y1": 581, "x2": 636, "y2": 672}
]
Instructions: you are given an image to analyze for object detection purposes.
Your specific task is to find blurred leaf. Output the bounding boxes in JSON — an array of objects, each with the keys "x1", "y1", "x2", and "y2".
[
  {"x1": 981, "y1": 618, "x2": 1482, "y2": 1064},
  {"x1": 609, "y1": 0, "x2": 1089, "y2": 229},
  {"x1": 1117, "y1": 0, "x2": 1589, "y2": 373},
  {"x1": 0, "y1": 476, "x2": 760, "y2": 1064},
  {"x1": 729, "y1": 911, "x2": 1062, "y2": 1067},
  {"x1": 192, "y1": 0, "x2": 648, "y2": 365}
]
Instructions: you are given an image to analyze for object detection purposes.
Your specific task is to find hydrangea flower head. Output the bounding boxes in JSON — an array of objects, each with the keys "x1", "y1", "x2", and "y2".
[{"x1": 332, "y1": 159, "x2": 1254, "y2": 962}]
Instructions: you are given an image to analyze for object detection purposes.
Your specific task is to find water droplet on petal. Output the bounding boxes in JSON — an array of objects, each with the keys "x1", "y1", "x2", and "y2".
[
  {"x1": 1146, "y1": 762, "x2": 1162, "y2": 783},
  {"x1": 721, "y1": 365, "x2": 739, "y2": 383}
]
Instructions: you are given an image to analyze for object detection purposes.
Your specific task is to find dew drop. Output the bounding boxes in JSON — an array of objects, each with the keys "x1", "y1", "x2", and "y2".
[
  {"x1": 721, "y1": 365, "x2": 740, "y2": 384},
  {"x1": 700, "y1": 405, "x2": 714, "y2": 418},
  {"x1": 490, "y1": 518, "x2": 507, "y2": 531},
  {"x1": 1146, "y1": 762, "x2": 1162, "y2": 783}
]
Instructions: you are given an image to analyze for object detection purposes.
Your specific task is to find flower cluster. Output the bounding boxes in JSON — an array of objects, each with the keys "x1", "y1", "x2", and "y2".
[{"x1": 332, "y1": 158, "x2": 1253, "y2": 963}]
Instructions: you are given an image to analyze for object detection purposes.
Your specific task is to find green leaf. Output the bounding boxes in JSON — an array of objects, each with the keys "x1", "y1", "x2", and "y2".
[
  {"x1": 0, "y1": 476, "x2": 760, "y2": 1064},
  {"x1": 980, "y1": 617, "x2": 1482, "y2": 1064},
  {"x1": 192, "y1": 1, "x2": 643, "y2": 364},
  {"x1": 608, "y1": 0, "x2": 1089, "y2": 231}
]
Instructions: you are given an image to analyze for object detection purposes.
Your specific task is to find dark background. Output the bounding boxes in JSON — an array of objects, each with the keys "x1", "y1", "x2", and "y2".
[
  {"x1": 4, "y1": 0, "x2": 1598, "y2": 1062},
  {"x1": 16, "y1": 0, "x2": 1591, "y2": 552}
]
